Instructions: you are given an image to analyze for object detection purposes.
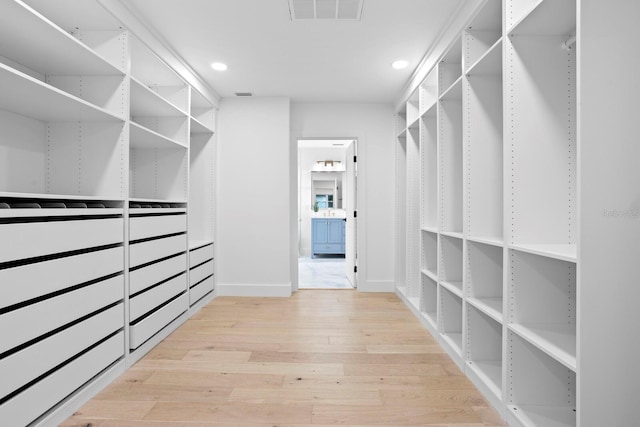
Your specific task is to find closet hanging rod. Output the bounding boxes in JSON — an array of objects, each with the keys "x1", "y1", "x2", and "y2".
[{"x1": 561, "y1": 35, "x2": 577, "y2": 50}]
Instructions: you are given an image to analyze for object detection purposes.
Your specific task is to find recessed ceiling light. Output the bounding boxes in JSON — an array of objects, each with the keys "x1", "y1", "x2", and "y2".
[
  {"x1": 211, "y1": 62, "x2": 228, "y2": 71},
  {"x1": 392, "y1": 60, "x2": 408, "y2": 70}
]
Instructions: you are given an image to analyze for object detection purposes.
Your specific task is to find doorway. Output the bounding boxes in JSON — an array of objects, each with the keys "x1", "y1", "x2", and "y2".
[{"x1": 297, "y1": 139, "x2": 357, "y2": 289}]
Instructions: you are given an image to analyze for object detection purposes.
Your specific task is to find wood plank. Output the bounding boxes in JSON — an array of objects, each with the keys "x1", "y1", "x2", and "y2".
[{"x1": 60, "y1": 291, "x2": 505, "y2": 426}]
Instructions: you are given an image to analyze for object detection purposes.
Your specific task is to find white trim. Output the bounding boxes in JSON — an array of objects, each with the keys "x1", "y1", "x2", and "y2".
[
  {"x1": 216, "y1": 283, "x2": 292, "y2": 297},
  {"x1": 359, "y1": 280, "x2": 395, "y2": 292}
]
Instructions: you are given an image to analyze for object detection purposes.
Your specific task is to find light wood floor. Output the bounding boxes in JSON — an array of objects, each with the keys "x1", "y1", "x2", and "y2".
[{"x1": 62, "y1": 290, "x2": 506, "y2": 426}]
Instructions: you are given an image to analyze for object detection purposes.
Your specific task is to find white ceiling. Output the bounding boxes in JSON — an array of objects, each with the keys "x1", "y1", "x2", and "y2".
[{"x1": 112, "y1": 0, "x2": 475, "y2": 103}]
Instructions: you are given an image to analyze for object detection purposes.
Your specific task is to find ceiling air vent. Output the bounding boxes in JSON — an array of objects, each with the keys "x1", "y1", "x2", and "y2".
[
  {"x1": 289, "y1": 0, "x2": 364, "y2": 21},
  {"x1": 235, "y1": 92, "x2": 253, "y2": 97}
]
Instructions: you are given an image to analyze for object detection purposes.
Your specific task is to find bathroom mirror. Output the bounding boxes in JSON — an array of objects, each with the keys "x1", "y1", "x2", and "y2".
[{"x1": 311, "y1": 172, "x2": 342, "y2": 209}]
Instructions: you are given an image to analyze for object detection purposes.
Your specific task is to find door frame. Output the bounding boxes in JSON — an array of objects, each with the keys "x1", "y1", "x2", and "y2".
[{"x1": 294, "y1": 137, "x2": 358, "y2": 291}]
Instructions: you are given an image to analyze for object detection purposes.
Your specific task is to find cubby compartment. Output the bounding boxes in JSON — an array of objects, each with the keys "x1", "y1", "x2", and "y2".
[
  {"x1": 0, "y1": 0, "x2": 127, "y2": 117},
  {"x1": 395, "y1": 134, "x2": 407, "y2": 294},
  {"x1": 466, "y1": 304, "x2": 502, "y2": 403},
  {"x1": 505, "y1": 4, "x2": 576, "y2": 261},
  {"x1": 419, "y1": 69, "x2": 438, "y2": 114},
  {"x1": 395, "y1": 107, "x2": 407, "y2": 136},
  {"x1": 464, "y1": 41, "x2": 503, "y2": 244},
  {"x1": 439, "y1": 286, "x2": 463, "y2": 358},
  {"x1": 421, "y1": 230, "x2": 438, "y2": 279},
  {"x1": 507, "y1": 331, "x2": 576, "y2": 427},
  {"x1": 420, "y1": 272, "x2": 438, "y2": 331},
  {"x1": 463, "y1": 0, "x2": 502, "y2": 71},
  {"x1": 130, "y1": 36, "x2": 189, "y2": 114},
  {"x1": 438, "y1": 80, "x2": 463, "y2": 235},
  {"x1": 438, "y1": 35, "x2": 462, "y2": 96},
  {"x1": 508, "y1": 250, "x2": 576, "y2": 370},
  {"x1": 406, "y1": 90, "x2": 420, "y2": 128},
  {"x1": 466, "y1": 241, "x2": 503, "y2": 322},
  {"x1": 405, "y1": 125, "x2": 421, "y2": 305},
  {"x1": 129, "y1": 146, "x2": 188, "y2": 202},
  {"x1": 191, "y1": 89, "x2": 216, "y2": 132},
  {"x1": 420, "y1": 106, "x2": 438, "y2": 230},
  {"x1": 508, "y1": 0, "x2": 576, "y2": 36},
  {"x1": 440, "y1": 235, "x2": 463, "y2": 296}
]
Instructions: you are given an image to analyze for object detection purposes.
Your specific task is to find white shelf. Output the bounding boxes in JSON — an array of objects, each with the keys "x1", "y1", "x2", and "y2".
[
  {"x1": 0, "y1": 0, "x2": 124, "y2": 76},
  {"x1": 467, "y1": 360, "x2": 502, "y2": 398},
  {"x1": 508, "y1": 0, "x2": 576, "y2": 36},
  {"x1": 466, "y1": 39, "x2": 502, "y2": 77},
  {"x1": 130, "y1": 122, "x2": 187, "y2": 150},
  {"x1": 131, "y1": 78, "x2": 188, "y2": 118},
  {"x1": 466, "y1": 236, "x2": 503, "y2": 247},
  {"x1": 440, "y1": 231, "x2": 463, "y2": 239},
  {"x1": 441, "y1": 332, "x2": 463, "y2": 356},
  {"x1": 421, "y1": 226, "x2": 438, "y2": 234},
  {"x1": 510, "y1": 243, "x2": 577, "y2": 263},
  {"x1": 190, "y1": 117, "x2": 214, "y2": 134},
  {"x1": 440, "y1": 76, "x2": 463, "y2": 101},
  {"x1": 441, "y1": 281, "x2": 463, "y2": 298},
  {"x1": 421, "y1": 269, "x2": 437, "y2": 283},
  {"x1": 468, "y1": 297, "x2": 503, "y2": 323},
  {"x1": 0, "y1": 63, "x2": 124, "y2": 122},
  {"x1": 508, "y1": 405, "x2": 576, "y2": 427},
  {"x1": 129, "y1": 198, "x2": 187, "y2": 205},
  {"x1": 509, "y1": 323, "x2": 576, "y2": 371}
]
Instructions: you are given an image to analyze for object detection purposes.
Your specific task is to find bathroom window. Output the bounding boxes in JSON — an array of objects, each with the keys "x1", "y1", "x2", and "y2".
[{"x1": 316, "y1": 194, "x2": 334, "y2": 208}]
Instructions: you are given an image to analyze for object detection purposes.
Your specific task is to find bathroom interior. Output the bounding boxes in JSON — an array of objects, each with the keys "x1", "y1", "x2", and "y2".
[{"x1": 298, "y1": 139, "x2": 356, "y2": 289}]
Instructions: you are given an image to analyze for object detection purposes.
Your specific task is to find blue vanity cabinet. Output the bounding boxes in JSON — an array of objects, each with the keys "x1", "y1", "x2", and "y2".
[{"x1": 312, "y1": 218, "x2": 345, "y2": 257}]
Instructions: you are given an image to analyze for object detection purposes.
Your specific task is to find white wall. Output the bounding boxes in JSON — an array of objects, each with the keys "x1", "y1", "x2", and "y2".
[
  {"x1": 216, "y1": 97, "x2": 291, "y2": 296},
  {"x1": 291, "y1": 103, "x2": 396, "y2": 292}
]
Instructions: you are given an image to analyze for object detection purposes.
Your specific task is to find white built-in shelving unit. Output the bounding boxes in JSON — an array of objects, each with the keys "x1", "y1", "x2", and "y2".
[
  {"x1": 0, "y1": 1, "x2": 217, "y2": 425},
  {"x1": 395, "y1": 0, "x2": 640, "y2": 426}
]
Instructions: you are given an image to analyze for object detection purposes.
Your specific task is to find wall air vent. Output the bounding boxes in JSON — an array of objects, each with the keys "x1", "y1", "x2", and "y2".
[
  {"x1": 289, "y1": 0, "x2": 364, "y2": 21},
  {"x1": 235, "y1": 92, "x2": 253, "y2": 97}
]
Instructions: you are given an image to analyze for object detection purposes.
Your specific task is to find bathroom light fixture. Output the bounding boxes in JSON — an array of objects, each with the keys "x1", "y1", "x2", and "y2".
[
  {"x1": 392, "y1": 60, "x2": 408, "y2": 70},
  {"x1": 211, "y1": 62, "x2": 228, "y2": 71}
]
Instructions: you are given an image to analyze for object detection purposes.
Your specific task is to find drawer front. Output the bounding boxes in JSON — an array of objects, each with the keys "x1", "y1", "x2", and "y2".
[
  {"x1": 0, "y1": 246, "x2": 123, "y2": 310},
  {"x1": 130, "y1": 293, "x2": 188, "y2": 349},
  {"x1": 189, "y1": 243, "x2": 214, "y2": 268},
  {"x1": 0, "y1": 331, "x2": 124, "y2": 427},
  {"x1": 189, "y1": 259, "x2": 214, "y2": 288},
  {"x1": 189, "y1": 276, "x2": 214, "y2": 306},
  {"x1": 130, "y1": 253, "x2": 187, "y2": 295},
  {"x1": 313, "y1": 243, "x2": 344, "y2": 254},
  {"x1": 0, "y1": 303, "x2": 123, "y2": 400},
  {"x1": 0, "y1": 217, "x2": 123, "y2": 263},
  {"x1": 0, "y1": 275, "x2": 123, "y2": 354},
  {"x1": 129, "y1": 234, "x2": 187, "y2": 268},
  {"x1": 130, "y1": 273, "x2": 187, "y2": 321},
  {"x1": 130, "y1": 214, "x2": 187, "y2": 241}
]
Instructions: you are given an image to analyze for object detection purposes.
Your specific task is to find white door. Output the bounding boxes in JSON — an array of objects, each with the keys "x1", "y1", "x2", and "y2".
[{"x1": 345, "y1": 140, "x2": 357, "y2": 287}]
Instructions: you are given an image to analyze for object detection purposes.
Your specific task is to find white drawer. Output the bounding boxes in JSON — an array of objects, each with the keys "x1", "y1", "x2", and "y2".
[
  {"x1": 0, "y1": 303, "x2": 123, "y2": 399},
  {"x1": 0, "y1": 331, "x2": 124, "y2": 427},
  {"x1": 129, "y1": 253, "x2": 186, "y2": 295},
  {"x1": 129, "y1": 273, "x2": 186, "y2": 321},
  {"x1": 189, "y1": 243, "x2": 214, "y2": 268},
  {"x1": 129, "y1": 234, "x2": 187, "y2": 268},
  {"x1": 0, "y1": 246, "x2": 123, "y2": 310},
  {"x1": 0, "y1": 217, "x2": 123, "y2": 263},
  {"x1": 189, "y1": 259, "x2": 214, "y2": 288},
  {"x1": 129, "y1": 214, "x2": 186, "y2": 241},
  {"x1": 129, "y1": 293, "x2": 188, "y2": 349},
  {"x1": 189, "y1": 276, "x2": 214, "y2": 306},
  {"x1": 0, "y1": 275, "x2": 123, "y2": 354}
]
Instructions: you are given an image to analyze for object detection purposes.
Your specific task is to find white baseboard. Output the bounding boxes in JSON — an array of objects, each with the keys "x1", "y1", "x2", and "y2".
[
  {"x1": 216, "y1": 283, "x2": 292, "y2": 297},
  {"x1": 358, "y1": 279, "x2": 395, "y2": 292}
]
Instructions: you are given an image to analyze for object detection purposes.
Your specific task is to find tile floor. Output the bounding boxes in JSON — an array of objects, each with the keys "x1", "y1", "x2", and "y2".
[{"x1": 298, "y1": 255, "x2": 353, "y2": 289}]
